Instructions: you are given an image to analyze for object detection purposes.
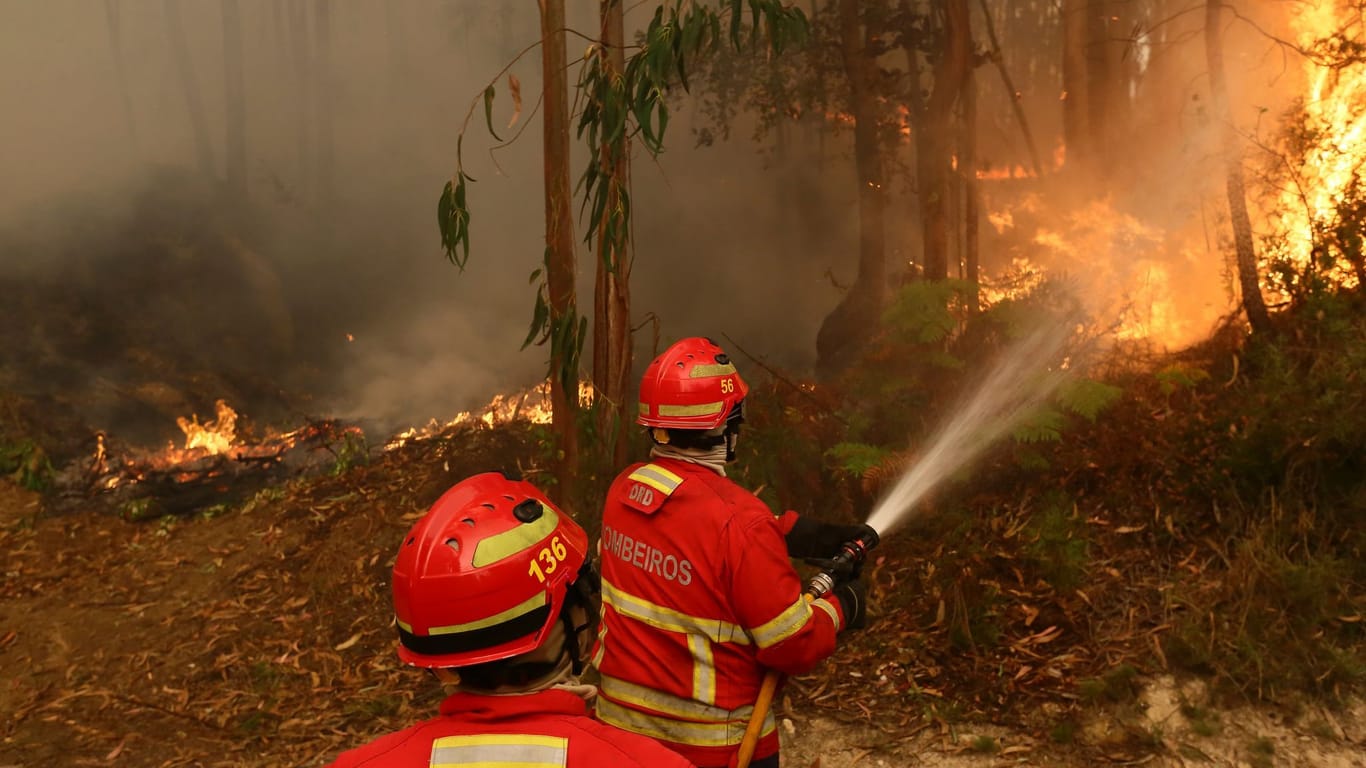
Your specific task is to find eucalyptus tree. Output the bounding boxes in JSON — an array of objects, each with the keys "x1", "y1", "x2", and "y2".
[{"x1": 437, "y1": 1, "x2": 808, "y2": 497}]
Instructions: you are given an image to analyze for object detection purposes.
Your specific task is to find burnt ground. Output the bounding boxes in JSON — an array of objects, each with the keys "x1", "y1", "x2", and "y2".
[{"x1": 3, "y1": 419, "x2": 1364, "y2": 768}]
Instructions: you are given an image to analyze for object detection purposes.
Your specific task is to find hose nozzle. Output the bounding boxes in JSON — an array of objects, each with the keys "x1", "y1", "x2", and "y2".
[{"x1": 803, "y1": 524, "x2": 880, "y2": 597}]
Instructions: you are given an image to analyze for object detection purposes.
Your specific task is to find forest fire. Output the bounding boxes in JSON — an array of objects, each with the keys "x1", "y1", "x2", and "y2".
[
  {"x1": 88, "y1": 401, "x2": 361, "y2": 499},
  {"x1": 176, "y1": 399, "x2": 238, "y2": 455},
  {"x1": 979, "y1": 194, "x2": 1207, "y2": 347},
  {"x1": 1267, "y1": 1, "x2": 1366, "y2": 287},
  {"x1": 384, "y1": 381, "x2": 596, "y2": 449}
]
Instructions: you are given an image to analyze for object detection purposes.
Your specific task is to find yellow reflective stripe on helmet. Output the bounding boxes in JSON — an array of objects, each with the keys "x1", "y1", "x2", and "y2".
[
  {"x1": 637, "y1": 402, "x2": 649, "y2": 415},
  {"x1": 628, "y1": 463, "x2": 684, "y2": 495},
  {"x1": 689, "y1": 363, "x2": 737, "y2": 378},
  {"x1": 812, "y1": 597, "x2": 841, "y2": 632},
  {"x1": 688, "y1": 634, "x2": 716, "y2": 704},
  {"x1": 600, "y1": 674, "x2": 757, "y2": 723},
  {"x1": 427, "y1": 592, "x2": 546, "y2": 635},
  {"x1": 749, "y1": 596, "x2": 813, "y2": 648},
  {"x1": 596, "y1": 696, "x2": 774, "y2": 748},
  {"x1": 471, "y1": 505, "x2": 560, "y2": 567},
  {"x1": 602, "y1": 578, "x2": 750, "y2": 645},
  {"x1": 429, "y1": 733, "x2": 567, "y2": 767},
  {"x1": 657, "y1": 402, "x2": 725, "y2": 417}
]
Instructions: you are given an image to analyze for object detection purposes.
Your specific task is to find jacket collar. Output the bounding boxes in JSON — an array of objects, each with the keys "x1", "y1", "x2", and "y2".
[{"x1": 439, "y1": 688, "x2": 588, "y2": 721}]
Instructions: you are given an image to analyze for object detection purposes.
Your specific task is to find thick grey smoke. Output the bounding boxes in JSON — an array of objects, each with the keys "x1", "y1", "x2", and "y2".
[
  {"x1": 0, "y1": 1, "x2": 1306, "y2": 452},
  {"x1": 0, "y1": 1, "x2": 847, "y2": 447}
]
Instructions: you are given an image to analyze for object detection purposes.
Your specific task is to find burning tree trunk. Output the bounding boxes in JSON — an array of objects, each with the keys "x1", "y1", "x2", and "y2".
[
  {"x1": 919, "y1": 0, "x2": 971, "y2": 281},
  {"x1": 164, "y1": 0, "x2": 215, "y2": 179},
  {"x1": 817, "y1": 0, "x2": 887, "y2": 378},
  {"x1": 539, "y1": 0, "x2": 580, "y2": 502},
  {"x1": 222, "y1": 0, "x2": 248, "y2": 201},
  {"x1": 592, "y1": 0, "x2": 632, "y2": 468},
  {"x1": 1205, "y1": 0, "x2": 1271, "y2": 334}
]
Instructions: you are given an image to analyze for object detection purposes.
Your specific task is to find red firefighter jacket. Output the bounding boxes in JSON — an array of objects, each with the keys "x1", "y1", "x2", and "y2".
[
  {"x1": 593, "y1": 458, "x2": 845, "y2": 767},
  {"x1": 326, "y1": 688, "x2": 693, "y2": 767}
]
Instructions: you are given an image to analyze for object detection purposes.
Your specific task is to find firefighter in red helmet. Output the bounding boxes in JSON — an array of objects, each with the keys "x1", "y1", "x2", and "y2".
[
  {"x1": 594, "y1": 337, "x2": 870, "y2": 768},
  {"x1": 327, "y1": 472, "x2": 693, "y2": 768}
]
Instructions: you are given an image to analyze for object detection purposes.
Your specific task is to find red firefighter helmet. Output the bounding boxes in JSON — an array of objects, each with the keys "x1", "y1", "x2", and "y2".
[
  {"x1": 391, "y1": 472, "x2": 589, "y2": 669},
  {"x1": 638, "y1": 336, "x2": 749, "y2": 430}
]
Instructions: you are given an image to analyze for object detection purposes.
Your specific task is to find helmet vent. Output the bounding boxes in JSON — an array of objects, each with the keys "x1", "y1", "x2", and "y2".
[
  {"x1": 714, "y1": 353, "x2": 729, "y2": 364},
  {"x1": 405, "y1": 536, "x2": 416, "y2": 546},
  {"x1": 513, "y1": 499, "x2": 543, "y2": 523},
  {"x1": 461, "y1": 517, "x2": 476, "y2": 527},
  {"x1": 444, "y1": 538, "x2": 460, "y2": 553}
]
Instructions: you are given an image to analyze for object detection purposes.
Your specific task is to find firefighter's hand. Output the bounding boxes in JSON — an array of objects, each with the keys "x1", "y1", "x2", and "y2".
[
  {"x1": 830, "y1": 578, "x2": 867, "y2": 631},
  {"x1": 784, "y1": 515, "x2": 873, "y2": 560}
]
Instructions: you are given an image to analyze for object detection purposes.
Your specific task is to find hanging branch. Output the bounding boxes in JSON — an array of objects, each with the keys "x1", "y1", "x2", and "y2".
[{"x1": 975, "y1": 0, "x2": 1045, "y2": 177}]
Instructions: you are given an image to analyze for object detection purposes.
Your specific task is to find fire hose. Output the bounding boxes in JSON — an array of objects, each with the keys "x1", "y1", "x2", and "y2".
[{"x1": 734, "y1": 526, "x2": 880, "y2": 768}]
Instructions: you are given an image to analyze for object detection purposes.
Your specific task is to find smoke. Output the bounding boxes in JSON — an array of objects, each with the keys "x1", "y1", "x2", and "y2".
[
  {"x1": 0, "y1": 1, "x2": 848, "y2": 447},
  {"x1": 0, "y1": 1, "x2": 1315, "y2": 451}
]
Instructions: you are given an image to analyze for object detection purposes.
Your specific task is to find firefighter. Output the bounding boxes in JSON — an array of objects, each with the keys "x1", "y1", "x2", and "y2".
[
  {"x1": 593, "y1": 336, "x2": 870, "y2": 768},
  {"x1": 327, "y1": 472, "x2": 694, "y2": 768}
]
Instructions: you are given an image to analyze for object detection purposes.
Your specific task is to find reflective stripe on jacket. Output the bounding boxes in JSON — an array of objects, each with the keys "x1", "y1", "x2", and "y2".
[
  {"x1": 325, "y1": 689, "x2": 693, "y2": 767},
  {"x1": 593, "y1": 458, "x2": 843, "y2": 767}
]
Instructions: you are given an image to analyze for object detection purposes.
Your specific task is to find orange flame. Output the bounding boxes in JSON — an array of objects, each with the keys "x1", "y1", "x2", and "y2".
[
  {"x1": 176, "y1": 399, "x2": 238, "y2": 455},
  {"x1": 385, "y1": 381, "x2": 596, "y2": 449},
  {"x1": 1269, "y1": 3, "x2": 1366, "y2": 288}
]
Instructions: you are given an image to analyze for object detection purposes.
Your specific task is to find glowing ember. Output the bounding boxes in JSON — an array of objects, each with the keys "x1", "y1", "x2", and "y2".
[{"x1": 177, "y1": 399, "x2": 238, "y2": 455}]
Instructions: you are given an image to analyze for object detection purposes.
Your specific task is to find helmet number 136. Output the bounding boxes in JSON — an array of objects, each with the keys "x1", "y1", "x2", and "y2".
[{"x1": 528, "y1": 535, "x2": 569, "y2": 583}]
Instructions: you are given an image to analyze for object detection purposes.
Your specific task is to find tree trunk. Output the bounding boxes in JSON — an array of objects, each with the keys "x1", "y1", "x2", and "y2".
[
  {"x1": 593, "y1": 0, "x2": 632, "y2": 468},
  {"x1": 104, "y1": 0, "x2": 138, "y2": 152},
  {"x1": 1083, "y1": 0, "x2": 1112, "y2": 171},
  {"x1": 288, "y1": 1, "x2": 311, "y2": 197},
  {"x1": 964, "y1": 66, "x2": 981, "y2": 312},
  {"x1": 222, "y1": 0, "x2": 247, "y2": 201},
  {"x1": 164, "y1": 0, "x2": 215, "y2": 178},
  {"x1": 919, "y1": 0, "x2": 970, "y2": 282},
  {"x1": 313, "y1": 0, "x2": 334, "y2": 204},
  {"x1": 1061, "y1": 0, "x2": 1088, "y2": 167},
  {"x1": 1205, "y1": 0, "x2": 1270, "y2": 334},
  {"x1": 976, "y1": 0, "x2": 1043, "y2": 177},
  {"x1": 539, "y1": 0, "x2": 579, "y2": 502},
  {"x1": 817, "y1": 0, "x2": 887, "y2": 378}
]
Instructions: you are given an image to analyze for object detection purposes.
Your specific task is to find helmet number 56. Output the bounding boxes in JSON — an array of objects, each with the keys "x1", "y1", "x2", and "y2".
[
  {"x1": 720, "y1": 377, "x2": 734, "y2": 394},
  {"x1": 528, "y1": 535, "x2": 569, "y2": 583}
]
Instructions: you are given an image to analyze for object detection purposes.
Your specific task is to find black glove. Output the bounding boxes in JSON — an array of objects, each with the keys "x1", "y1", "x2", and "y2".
[
  {"x1": 784, "y1": 515, "x2": 874, "y2": 560},
  {"x1": 828, "y1": 578, "x2": 867, "y2": 631}
]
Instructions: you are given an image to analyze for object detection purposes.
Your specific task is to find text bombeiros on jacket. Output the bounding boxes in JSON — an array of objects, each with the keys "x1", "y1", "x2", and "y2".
[{"x1": 600, "y1": 523, "x2": 694, "y2": 586}]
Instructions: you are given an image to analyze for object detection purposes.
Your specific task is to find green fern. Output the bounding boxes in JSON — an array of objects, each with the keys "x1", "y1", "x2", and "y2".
[
  {"x1": 884, "y1": 281, "x2": 973, "y2": 344},
  {"x1": 1057, "y1": 379, "x2": 1123, "y2": 422},
  {"x1": 1155, "y1": 364, "x2": 1211, "y2": 395},
  {"x1": 1011, "y1": 408, "x2": 1065, "y2": 444}
]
